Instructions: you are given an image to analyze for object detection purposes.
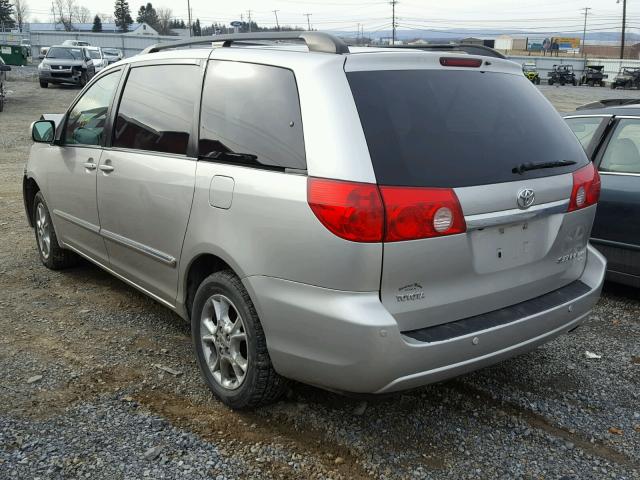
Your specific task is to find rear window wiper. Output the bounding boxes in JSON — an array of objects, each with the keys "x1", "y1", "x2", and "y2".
[
  {"x1": 199, "y1": 151, "x2": 258, "y2": 162},
  {"x1": 512, "y1": 160, "x2": 576, "y2": 175}
]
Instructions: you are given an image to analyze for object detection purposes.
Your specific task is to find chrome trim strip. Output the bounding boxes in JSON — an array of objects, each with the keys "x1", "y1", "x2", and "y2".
[
  {"x1": 607, "y1": 115, "x2": 640, "y2": 120},
  {"x1": 100, "y1": 229, "x2": 177, "y2": 267},
  {"x1": 52, "y1": 209, "x2": 100, "y2": 234},
  {"x1": 563, "y1": 114, "x2": 613, "y2": 119},
  {"x1": 591, "y1": 237, "x2": 640, "y2": 252},
  {"x1": 599, "y1": 171, "x2": 640, "y2": 178},
  {"x1": 465, "y1": 199, "x2": 569, "y2": 231},
  {"x1": 62, "y1": 243, "x2": 176, "y2": 309}
]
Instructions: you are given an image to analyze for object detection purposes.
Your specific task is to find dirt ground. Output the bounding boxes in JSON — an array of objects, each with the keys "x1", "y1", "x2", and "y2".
[{"x1": 0, "y1": 79, "x2": 639, "y2": 480}]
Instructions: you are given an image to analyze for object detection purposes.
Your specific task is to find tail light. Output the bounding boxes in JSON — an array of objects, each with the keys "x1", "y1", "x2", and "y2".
[
  {"x1": 307, "y1": 178, "x2": 384, "y2": 242},
  {"x1": 568, "y1": 163, "x2": 600, "y2": 212},
  {"x1": 380, "y1": 186, "x2": 466, "y2": 241},
  {"x1": 307, "y1": 178, "x2": 466, "y2": 242},
  {"x1": 439, "y1": 57, "x2": 483, "y2": 68}
]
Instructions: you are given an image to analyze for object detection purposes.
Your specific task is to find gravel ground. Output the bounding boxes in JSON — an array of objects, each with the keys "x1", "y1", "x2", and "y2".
[{"x1": 0, "y1": 80, "x2": 639, "y2": 480}]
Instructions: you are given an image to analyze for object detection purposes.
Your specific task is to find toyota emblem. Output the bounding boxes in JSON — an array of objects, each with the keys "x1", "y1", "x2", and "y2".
[{"x1": 516, "y1": 188, "x2": 535, "y2": 209}]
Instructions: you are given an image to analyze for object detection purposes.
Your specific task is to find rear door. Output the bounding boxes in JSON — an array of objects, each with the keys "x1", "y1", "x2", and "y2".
[
  {"x1": 347, "y1": 65, "x2": 595, "y2": 332},
  {"x1": 591, "y1": 117, "x2": 640, "y2": 275},
  {"x1": 97, "y1": 62, "x2": 201, "y2": 306}
]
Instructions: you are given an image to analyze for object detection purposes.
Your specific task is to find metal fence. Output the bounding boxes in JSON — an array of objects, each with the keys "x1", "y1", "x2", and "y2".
[{"x1": 0, "y1": 31, "x2": 182, "y2": 59}]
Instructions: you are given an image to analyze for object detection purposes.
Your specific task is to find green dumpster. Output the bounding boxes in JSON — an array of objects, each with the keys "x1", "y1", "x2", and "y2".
[{"x1": 0, "y1": 45, "x2": 28, "y2": 66}]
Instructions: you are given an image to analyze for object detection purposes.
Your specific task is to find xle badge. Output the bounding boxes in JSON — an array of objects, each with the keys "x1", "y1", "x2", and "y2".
[{"x1": 396, "y1": 283, "x2": 425, "y2": 302}]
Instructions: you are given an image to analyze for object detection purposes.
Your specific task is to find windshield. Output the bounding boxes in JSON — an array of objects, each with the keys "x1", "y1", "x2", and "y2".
[
  {"x1": 103, "y1": 49, "x2": 120, "y2": 55},
  {"x1": 347, "y1": 69, "x2": 588, "y2": 188},
  {"x1": 89, "y1": 50, "x2": 101, "y2": 59},
  {"x1": 47, "y1": 47, "x2": 83, "y2": 60}
]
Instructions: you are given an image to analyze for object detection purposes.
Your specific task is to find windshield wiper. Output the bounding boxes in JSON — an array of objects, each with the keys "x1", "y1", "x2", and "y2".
[
  {"x1": 512, "y1": 160, "x2": 576, "y2": 175},
  {"x1": 199, "y1": 151, "x2": 258, "y2": 162}
]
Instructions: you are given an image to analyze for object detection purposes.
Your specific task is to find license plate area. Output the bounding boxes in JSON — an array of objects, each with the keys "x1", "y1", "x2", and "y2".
[{"x1": 470, "y1": 219, "x2": 549, "y2": 273}]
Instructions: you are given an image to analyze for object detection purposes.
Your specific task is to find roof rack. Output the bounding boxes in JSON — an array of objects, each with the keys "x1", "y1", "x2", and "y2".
[
  {"x1": 386, "y1": 43, "x2": 506, "y2": 59},
  {"x1": 576, "y1": 98, "x2": 640, "y2": 111},
  {"x1": 141, "y1": 31, "x2": 350, "y2": 55}
]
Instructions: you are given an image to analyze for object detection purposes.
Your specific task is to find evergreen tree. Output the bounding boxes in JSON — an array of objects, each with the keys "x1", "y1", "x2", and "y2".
[
  {"x1": 114, "y1": 0, "x2": 133, "y2": 32},
  {"x1": 92, "y1": 14, "x2": 102, "y2": 32},
  {"x1": 193, "y1": 18, "x2": 201, "y2": 36},
  {"x1": 0, "y1": 0, "x2": 16, "y2": 30},
  {"x1": 136, "y1": 2, "x2": 158, "y2": 29}
]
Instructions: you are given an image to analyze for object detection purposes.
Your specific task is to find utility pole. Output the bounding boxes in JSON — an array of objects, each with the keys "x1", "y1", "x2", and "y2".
[
  {"x1": 304, "y1": 13, "x2": 312, "y2": 31},
  {"x1": 273, "y1": 10, "x2": 280, "y2": 30},
  {"x1": 247, "y1": 10, "x2": 252, "y2": 32},
  {"x1": 186, "y1": 0, "x2": 192, "y2": 37},
  {"x1": 581, "y1": 7, "x2": 591, "y2": 58},
  {"x1": 390, "y1": 0, "x2": 398, "y2": 44},
  {"x1": 619, "y1": 0, "x2": 627, "y2": 59}
]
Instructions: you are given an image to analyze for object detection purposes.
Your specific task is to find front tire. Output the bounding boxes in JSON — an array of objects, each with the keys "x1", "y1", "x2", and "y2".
[
  {"x1": 32, "y1": 192, "x2": 78, "y2": 270},
  {"x1": 39, "y1": 81, "x2": 48, "y2": 88},
  {"x1": 192, "y1": 270, "x2": 286, "y2": 409}
]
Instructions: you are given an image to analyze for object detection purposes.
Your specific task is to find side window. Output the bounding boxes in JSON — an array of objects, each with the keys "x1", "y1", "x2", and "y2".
[
  {"x1": 113, "y1": 64, "x2": 200, "y2": 155},
  {"x1": 600, "y1": 119, "x2": 640, "y2": 174},
  {"x1": 565, "y1": 117, "x2": 605, "y2": 150},
  {"x1": 64, "y1": 70, "x2": 121, "y2": 146},
  {"x1": 199, "y1": 61, "x2": 306, "y2": 170}
]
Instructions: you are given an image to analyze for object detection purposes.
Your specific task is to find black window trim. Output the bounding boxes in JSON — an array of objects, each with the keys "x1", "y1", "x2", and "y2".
[
  {"x1": 57, "y1": 67, "x2": 125, "y2": 148},
  {"x1": 196, "y1": 58, "x2": 307, "y2": 174},
  {"x1": 594, "y1": 115, "x2": 640, "y2": 175},
  {"x1": 108, "y1": 59, "x2": 204, "y2": 158}
]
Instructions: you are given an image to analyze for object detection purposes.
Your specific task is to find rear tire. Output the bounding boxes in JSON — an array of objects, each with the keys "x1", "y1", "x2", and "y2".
[
  {"x1": 191, "y1": 270, "x2": 286, "y2": 409},
  {"x1": 548, "y1": 79, "x2": 554, "y2": 86},
  {"x1": 39, "y1": 81, "x2": 48, "y2": 88},
  {"x1": 32, "y1": 192, "x2": 78, "y2": 270}
]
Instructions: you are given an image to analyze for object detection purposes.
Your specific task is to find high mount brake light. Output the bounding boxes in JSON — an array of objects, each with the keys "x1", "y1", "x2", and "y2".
[
  {"x1": 568, "y1": 163, "x2": 600, "y2": 212},
  {"x1": 439, "y1": 57, "x2": 483, "y2": 68},
  {"x1": 308, "y1": 178, "x2": 467, "y2": 243}
]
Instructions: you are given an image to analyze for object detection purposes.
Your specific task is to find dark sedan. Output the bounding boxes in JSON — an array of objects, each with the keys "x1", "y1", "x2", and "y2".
[{"x1": 564, "y1": 102, "x2": 640, "y2": 287}]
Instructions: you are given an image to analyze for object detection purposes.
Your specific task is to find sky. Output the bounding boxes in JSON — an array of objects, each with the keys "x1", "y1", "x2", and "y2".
[{"x1": 25, "y1": 0, "x2": 637, "y2": 35}]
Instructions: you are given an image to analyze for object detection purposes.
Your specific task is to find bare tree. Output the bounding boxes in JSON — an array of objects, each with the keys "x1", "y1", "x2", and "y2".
[
  {"x1": 155, "y1": 7, "x2": 172, "y2": 35},
  {"x1": 12, "y1": 0, "x2": 29, "y2": 32},
  {"x1": 76, "y1": 5, "x2": 90, "y2": 23},
  {"x1": 52, "y1": 0, "x2": 77, "y2": 31},
  {"x1": 97, "y1": 12, "x2": 113, "y2": 23}
]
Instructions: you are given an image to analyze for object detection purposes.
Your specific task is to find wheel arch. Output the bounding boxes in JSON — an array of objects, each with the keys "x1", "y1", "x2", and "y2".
[{"x1": 23, "y1": 176, "x2": 41, "y2": 228}]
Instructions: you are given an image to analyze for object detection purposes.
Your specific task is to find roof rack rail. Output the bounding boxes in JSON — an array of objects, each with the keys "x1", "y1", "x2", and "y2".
[
  {"x1": 576, "y1": 98, "x2": 640, "y2": 111},
  {"x1": 141, "y1": 31, "x2": 350, "y2": 55},
  {"x1": 386, "y1": 43, "x2": 506, "y2": 59}
]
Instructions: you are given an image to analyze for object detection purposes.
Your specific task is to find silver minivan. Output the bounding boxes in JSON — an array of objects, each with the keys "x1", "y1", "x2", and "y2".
[{"x1": 23, "y1": 33, "x2": 606, "y2": 409}]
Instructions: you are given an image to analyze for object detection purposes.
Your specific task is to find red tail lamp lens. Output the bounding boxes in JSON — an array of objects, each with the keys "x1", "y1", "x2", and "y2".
[
  {"x1": 380, "y1": 186, "x2": 466, "y2": 241},
  {"x1": 568, "y1": 163, "x2": 600, "y2": 212},
  {"x1": 307, "y1": 177, "x2": 384, "y2": 242}
]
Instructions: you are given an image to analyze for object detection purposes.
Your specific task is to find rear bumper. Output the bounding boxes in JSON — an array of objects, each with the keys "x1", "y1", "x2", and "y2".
[{"x1": 244, "y1": 244, "x2": 606, "y2": 394}]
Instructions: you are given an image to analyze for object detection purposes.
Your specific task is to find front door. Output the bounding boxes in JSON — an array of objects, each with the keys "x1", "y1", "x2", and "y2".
[
  {"x1": 592, "y1": 118, "x2": 640, "y2": 275},
  {"x1": 97, "y1": 63, "x2": 201, "y2": 305},
  {"x1": 46, "y1": 69, "x2": 122, "y2": 263}
]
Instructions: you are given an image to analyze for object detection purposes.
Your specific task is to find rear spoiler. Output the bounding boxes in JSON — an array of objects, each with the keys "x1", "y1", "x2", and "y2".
[
  {"x1": 576, "y1": 99, "x2": 640, "y2": 111},
  {"x1": 386, "y1": 43, "x2": 506, "y2": 59}
]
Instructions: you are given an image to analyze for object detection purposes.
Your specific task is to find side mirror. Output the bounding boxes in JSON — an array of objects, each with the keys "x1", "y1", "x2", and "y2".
[
  {"x1": 0, "y1": 65, "x2": 10, "y2": 72},
  {"x1": 38, "y1": 54, "x2": 45, "y2": 60},
  {"x1": 32, "y1": 120, "x2": 56, "y2": 143}
]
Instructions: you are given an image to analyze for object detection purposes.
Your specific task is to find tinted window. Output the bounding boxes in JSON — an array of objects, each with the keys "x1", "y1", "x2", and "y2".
[
  {"x1": 113, "y1": 64, "x2": 200, "y2": 155},
  {"x1": 347, "y1": 70, "x2": 588, "y2": 187},
  {"x1": 199, "y1": 61, "x2": 305, "y2": 170},
  {"x1": 565, "y1": 117, "x2": 605, "y2": 150},
  {"x1": 65, "y1": 70, "x2": 121, "y2": 146},
  {"x1": 600, "y1": 119, "x2": 640, "y2": 174},
  {"x1": 88, "y1": 50, "x2": 101, "y2": 59}
]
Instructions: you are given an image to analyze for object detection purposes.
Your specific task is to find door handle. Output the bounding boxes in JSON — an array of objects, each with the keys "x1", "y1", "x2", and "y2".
[
  {"x1": 99, "y1": 164, "x2": 114, "y2": 173},
  {"x1": 83, "y1": 161, "x2": 97, "y2": 170}
]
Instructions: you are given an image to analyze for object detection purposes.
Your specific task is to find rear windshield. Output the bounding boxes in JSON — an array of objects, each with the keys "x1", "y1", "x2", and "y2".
[
  {"x1": 347, "y1": 70, "x2": 588, "y2": 187},
  {"x1": 89, "y1": 50, "x2": 101, "y2": 59}
]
